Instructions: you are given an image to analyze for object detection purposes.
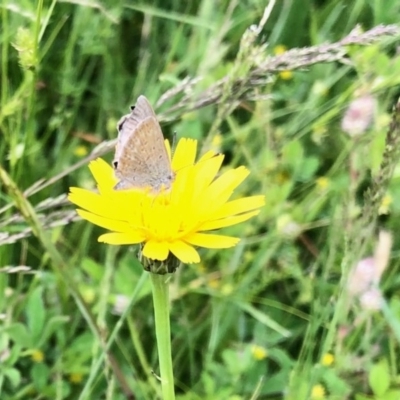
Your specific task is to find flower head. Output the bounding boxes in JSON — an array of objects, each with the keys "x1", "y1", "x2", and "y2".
[
  {"x1": 273, "y1": 45, "x2": 287, "y2": 55},
  {"x1": 74, "y1": 145, "x2": 88, "y2": 157},
  {"x1": 321, "y1": 352, "x2": 334, "y2": 366},
  {"x1": 69, "y1": 372, "x2": 84, "y2": 384},
  {"x1": 69, "y1": 138, "x2": 264, "y2": 265},
  {"x1": 30, "y1": 349, "x2": 44, "y2": 363},
  {"x1": 341, "y1": 94, "x2": 376, "y2": 137},
  {"x1": 13, "y1": 27, "x2": 37, "y2": 70},
  {"x1": 311, "y1": 384, "x2": 326, "y2": 399},
  {"x1": 279, "y1": 70, "x2": 293, "y2": 80},
  {"x1": 251, "y1": 344, "x2": 268, "y2": 360}
]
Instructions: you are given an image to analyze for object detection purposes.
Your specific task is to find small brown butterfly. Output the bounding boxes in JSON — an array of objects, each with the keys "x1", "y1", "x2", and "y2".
[{"x1": 113, "y1": 96, "x2": 175, "y2": 192}]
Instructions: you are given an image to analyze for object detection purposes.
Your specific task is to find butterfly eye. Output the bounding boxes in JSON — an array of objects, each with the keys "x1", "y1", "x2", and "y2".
[
  {"x1": 113, "y1": 160, "x2": 118, "y2": 169},
  {"x1": 130, "y1": 105, "x2": 136, "y2": 111}
]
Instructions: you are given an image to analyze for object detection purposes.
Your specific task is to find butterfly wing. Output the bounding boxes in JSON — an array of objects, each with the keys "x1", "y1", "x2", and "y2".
[
  {"x1": 114, "y1": 96, "x2": 157, "y2": 162},
  {"x1": 114, "y1": 115, "x2": 174, "y2": 191}
]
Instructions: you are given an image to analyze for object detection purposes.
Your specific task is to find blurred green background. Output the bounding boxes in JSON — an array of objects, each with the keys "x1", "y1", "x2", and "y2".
[{"x1": 1, "y1": 0, "x2": 400, "y2": 399}]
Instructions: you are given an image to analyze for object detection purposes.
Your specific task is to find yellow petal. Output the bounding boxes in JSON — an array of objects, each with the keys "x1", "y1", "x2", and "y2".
[
  {"x1": 169, "y1": 241, "x2": 200, "y2": 264},
  {"x1": 192, "y1": 154, "x2": 224, "y2": 195},
  {"x1": 172, "y1": 138, "x2": 197, "y2": 171},
  {"x1": 69, "y1": 188, "x2": 101, "y2": 211},
  {"x1": 143, "y1": 240, "x2": 169, "y2": 261},
  {"x1": 99, "y1": 232, "x2": 145, "y2": 244},
  {"x1": 186, "y1": 233, "x2": 240, "y2": 248},
  {"x1": 200, "y1": 210, "x2": 261, "y2": 231},
  {"x1": 77, "y1": 209, "x2": 134, "y2": 232},
  {"x1": 69, "y1": 187, "x2": 138, "y2": 222},
  {"x1": 198, "y1": 150, "x2": 219, "y2": 162},
  {"x1": 89, "y1": 158, "x2": 117, "y2": 194},
  {"x1": 195, "y1": 167, "x2": 250, "y2": 216},
  {"x1": 208, "y1": 166, "x2": 249, "y2": 198},
  {"x1": 210, "y1": 195, "x2": 266, "y2": 220},
  {"x1": 69, "y1": 188, "x2": 114, "y2": 218}
]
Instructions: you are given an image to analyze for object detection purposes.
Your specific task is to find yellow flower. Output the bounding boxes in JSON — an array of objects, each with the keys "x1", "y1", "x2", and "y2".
[
  {"x1": 211, "y1": 133, "x2": 223, "y2": 152},
  {"x1": 81, "y1": 287, "x2": 96, "y2": 304},
  {"x1": 251, "y1": 344, "x2": 268, "y2": 360},
  {"x1": 30, "y1": 349, "x2": 44, "y2": 363},
  {"x1": 208, "y1": 278, "x2": 220, "y2": 289},
  {"x1": 221, "y1": 283, "x2": 233, "y2": 295},
  {"x1": 311, "y1": 384, "x2": 326, "y2": 399},
  {"x1": 379, "y1": 194, "x2": 392, "y2": 215},
  {"x1": 321, "y1": 352, "x2": 334, "y2": 366},
  {"x1": 279, "y1": 70, "x2": 293, "y2": 80},
  {"x1": 273, "y1": 46, "x2": 293, "y2": 80},
  {"x1": 316, "y1": 177, "x2": 330, "y2": 191},
  {"x1": 74, "y1": 145, "x2": 88, "y2": 157},
  {"x1": 69, "y1": 372, "x2": 84, "y2": 384},
  {"x1": 273, "y1": 45, "x2": 287, "y2": 55},
  {"x1": 69, "y1": 138, "x2": 265, "y2": 264}
]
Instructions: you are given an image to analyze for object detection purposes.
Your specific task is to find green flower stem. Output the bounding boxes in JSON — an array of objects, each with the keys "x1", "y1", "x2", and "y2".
[{"x1": 150, "y1": 273, "x2": 175, "y2": 400}]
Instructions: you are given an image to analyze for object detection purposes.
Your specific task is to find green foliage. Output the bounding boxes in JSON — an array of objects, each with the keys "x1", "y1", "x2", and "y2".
[
  {"x1": 355, "y1": 359, "x2": 400, "y2": 400},
  {"x1": 1, "y1": 0, "x2": 400, "y2": 399}
]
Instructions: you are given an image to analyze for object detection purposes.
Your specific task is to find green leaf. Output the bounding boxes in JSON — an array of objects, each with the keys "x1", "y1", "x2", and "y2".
[
  {"x1": 235, "y1": 302, "x2": 291, "y2": 337},
  {"x1": 31, "y1": 362, "x2": 50, "y2": 391},
  {"x1": 297, "y1": 156, "x2": 319, "y2": 181},
  {"x1": 4, "y1": 323, "x2": 32, "y2": 348},
  {"x1": 282, "y1": 140, "x2": 304, "y2": 171},
  {"x1": 381, "y1": 389, "x2": 400, "y2": 400},
  {"x1": 81, "y1": 257, "x2": 104, "y2": 282},
  {"x1": 3, "y1": 367, "x2": 21, "y2": 387},
  {"x1": 37, "y1": 316, "x2": 69, "y2": 348},
  {"x1": 369, "y1": 359, "x2": 390, "y2": 396},
  {"x1": 323, "y1": 368, "x2": 351, "y2": 396},
  {"x1": 354, "y1": 395, "x2": 371, "y2": 400},
  {"x1": 7, "y1": 343, "x2": 23, "y2": 365},
  {"x1": 26, "y1": 287, "x2": 46, "y2": 343}
]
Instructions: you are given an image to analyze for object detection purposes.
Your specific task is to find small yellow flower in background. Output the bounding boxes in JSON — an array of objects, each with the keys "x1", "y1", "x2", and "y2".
[
  {"x1": 316, "y1": 177, "x2": 330, "y2": 191},
  {"x1": 311, "y1": 384, "x2": 326, "y2": 399},
  {"x1": 30, "y1": 349, "x2": 44, "y2": 363},
  {"x1": 273, "y1": 45, "x2": 293, "y2": 80},
  {"x1": 207, "y1": 278, "x2": 221, "y2": 289},
  {"x1": 379, "y1": 194, "x2": 392, "y2": 215},
  {"x1": 273, "y1": 45, "x2": 287, "y2": 55},
  {"x1": 69, "y1": 372, "x2": 84, "y2": 384},
  {"x1": 279, "y1": 70, "x2": 293, "y2": 80},
  {"x1": 196, "y1": 263, "x2": 206, "y2": 273},
  {"x1": 81, "y1": 287, "x2": 96, "y2": 304},
  {"x1": 211, "y1": 133, "x2": 223, "y2": 153},
  {"x1": 74, "y1": 145, "x2": 88, "y2": 157},
  {"x1": 251, "y1": 344, "x2": 268, "y2": 360},
  {"x1": 321, "y1": 352, "x2": 334, "y2": 366},
  {"x1": 69, "y1": 138, "x2": 265, "y2": 264},
  {"x1": 221, "y1": 283, "x2": 233, "y2": 296}
]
